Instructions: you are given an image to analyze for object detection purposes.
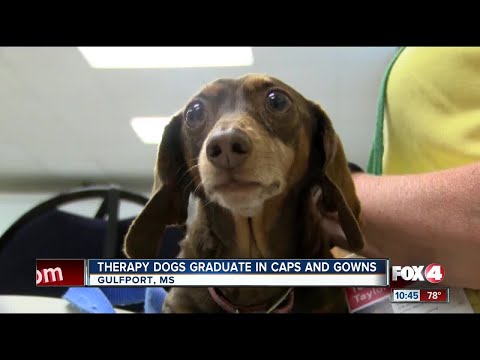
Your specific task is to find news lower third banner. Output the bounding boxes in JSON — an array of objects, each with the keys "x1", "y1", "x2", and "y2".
[{"x1": 36, "y1": 259, "x2": 389, "y2": 287}]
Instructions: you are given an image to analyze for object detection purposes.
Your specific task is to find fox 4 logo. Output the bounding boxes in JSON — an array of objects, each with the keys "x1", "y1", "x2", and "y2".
[{"x1": 391, "y1": 263, "x2": 445, "y2": 284}]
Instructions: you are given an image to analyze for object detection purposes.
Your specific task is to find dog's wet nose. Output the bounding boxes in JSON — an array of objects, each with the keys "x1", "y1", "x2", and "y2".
[{"x1": 206, "y1": 128, "x2": 252, "y2": 169}]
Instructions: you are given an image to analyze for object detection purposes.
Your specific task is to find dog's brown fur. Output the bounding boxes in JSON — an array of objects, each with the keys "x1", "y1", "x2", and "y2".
[{"x1": 123, "y1": 74, "x2": 364, "y2": 313}]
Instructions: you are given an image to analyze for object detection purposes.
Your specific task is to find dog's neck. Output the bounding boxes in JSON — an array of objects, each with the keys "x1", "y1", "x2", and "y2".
[
  {"x1": 197, "y1": 185, "x2": 309, "y2": 260},
  {"x1": 232, "y1": 191, "x2": 298, "y2": 258},
  {"x1": 190, "y1": 185, "x2": 313, "y2": 308}
]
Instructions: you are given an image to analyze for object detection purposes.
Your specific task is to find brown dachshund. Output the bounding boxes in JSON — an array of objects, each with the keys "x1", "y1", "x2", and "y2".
[{"x1": 124, "y1": 74, "x2": 364, "y2": 313}]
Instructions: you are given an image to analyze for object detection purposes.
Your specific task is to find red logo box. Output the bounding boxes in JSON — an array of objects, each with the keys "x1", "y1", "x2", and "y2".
[{"x1": 36, "y1": 259, "x2": 85, "y2": 287}]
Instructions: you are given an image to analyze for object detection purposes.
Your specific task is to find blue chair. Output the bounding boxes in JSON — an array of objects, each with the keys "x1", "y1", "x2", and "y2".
[{"x1": 0, "y1": 185, "x2": 149, "y2": 297}]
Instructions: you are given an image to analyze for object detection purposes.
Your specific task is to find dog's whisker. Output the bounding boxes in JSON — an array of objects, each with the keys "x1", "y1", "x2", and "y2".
[
  {"x1": 192, "y1": 181, "x2": 204, "y2": 196},
  {"x1": 176, "y1": 169, "x2": 193, "y2": 187},
  {"x1": 189, "y1": 164, "x2": 199, "y2": 171},
  {"x1": 177, "y1": 159, "x2": 201, "y2": 183},
  {"x1": 201, "y1": 195, "x2": 216, "y2": 208},
  {"x1": 178, "y1": 169, "x2": 192, "y2": 184},
  {"x1": 175, "y1": 165, "x2": 187, "y2": 178},
  {"x1": 178, "y1": 164, "x2": 199, "y2": 185},
  {"x1": 184, "y1": 178, "x2": 197, "y2": 192}
]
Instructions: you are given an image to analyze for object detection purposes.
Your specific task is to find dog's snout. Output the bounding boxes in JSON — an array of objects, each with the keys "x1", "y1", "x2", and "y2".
[{"x1": 206, "y1": 129, "x2": 252, "y2": 169}]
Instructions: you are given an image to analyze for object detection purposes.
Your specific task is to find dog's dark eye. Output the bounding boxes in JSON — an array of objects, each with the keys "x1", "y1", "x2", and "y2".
[
  {"x1": 266, "y1": 91, "x2": 291, "y2": 112},
  {"x1": 185, "y1": 101, "x2": 206, "y2": 126}
]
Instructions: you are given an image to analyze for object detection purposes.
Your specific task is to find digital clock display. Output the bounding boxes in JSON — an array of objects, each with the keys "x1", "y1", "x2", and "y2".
[{"x1": 391, "y1": 289, "x2": 420, "y2": 302}]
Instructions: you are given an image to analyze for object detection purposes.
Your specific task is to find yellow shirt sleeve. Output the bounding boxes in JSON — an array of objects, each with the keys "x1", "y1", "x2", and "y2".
[{"x1": 383, "y1": 47, "x2": 480, "y2": 175}]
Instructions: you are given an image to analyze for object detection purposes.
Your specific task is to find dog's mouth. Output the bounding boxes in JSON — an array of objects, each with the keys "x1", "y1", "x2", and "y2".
[
  {"x1": 205, "y1": 176, "x2": 283, "y2": 216},
  {"x1": 213, "y1": 180, "x2": 263, "y2": 193},
  {"x1": 211, "y1": 175, "x2": 282, "y2": 195}
]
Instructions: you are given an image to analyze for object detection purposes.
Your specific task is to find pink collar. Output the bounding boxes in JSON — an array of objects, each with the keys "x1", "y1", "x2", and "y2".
[{"x1": 208, "y1": 287, "x2": 294, "y2": 314}]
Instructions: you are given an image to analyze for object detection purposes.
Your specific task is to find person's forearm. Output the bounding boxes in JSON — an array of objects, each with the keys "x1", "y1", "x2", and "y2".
[{"x1": 353, "y1": 162, "x2": 480, "y2": 289}]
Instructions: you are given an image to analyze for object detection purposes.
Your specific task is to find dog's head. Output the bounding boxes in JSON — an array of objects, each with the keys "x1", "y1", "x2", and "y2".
[{"x1": 124, "y1": 74, "x2": 363, "y2": 258}]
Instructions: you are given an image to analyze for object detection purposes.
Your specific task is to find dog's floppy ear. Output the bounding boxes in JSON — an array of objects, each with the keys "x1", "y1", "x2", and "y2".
[
  {"x1": 309, "y1": 101, "x2": 364, "y2": 252},
  {"x1": 123, "y1": 113, "x2": 190, "y2": 259}
]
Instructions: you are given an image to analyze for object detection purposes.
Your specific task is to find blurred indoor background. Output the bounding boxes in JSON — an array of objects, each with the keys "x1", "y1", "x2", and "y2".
[{"x1": 0, "y1": 47, "x2": 397, "y2": 235}]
